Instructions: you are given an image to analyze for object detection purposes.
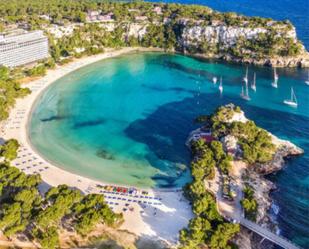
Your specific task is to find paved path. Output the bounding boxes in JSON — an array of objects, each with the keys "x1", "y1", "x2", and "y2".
[
  {"x1": 205, "y1": 167, "x2": 302, "y2": 249},
  {"x1": 239, "y1": 218, "x2": 301, "y2": 249}
]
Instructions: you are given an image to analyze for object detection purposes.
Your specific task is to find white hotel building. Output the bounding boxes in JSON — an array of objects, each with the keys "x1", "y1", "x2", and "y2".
[{"x1": 0, "y1": 30, "x2": 49, "y2": 67}]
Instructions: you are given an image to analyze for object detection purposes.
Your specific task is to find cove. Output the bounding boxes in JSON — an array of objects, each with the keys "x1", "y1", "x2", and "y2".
[{"x1": 29, "y1": 52, "x2": 309, "y2": 245}]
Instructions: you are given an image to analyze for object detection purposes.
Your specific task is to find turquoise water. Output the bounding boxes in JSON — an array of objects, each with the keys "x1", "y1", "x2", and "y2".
[
  {"x1": 29, "y1": 53, "x2": 309, "y2": 246},
  {"x1": 148, "y1": 1, "x2": 309, "y2": 246}
]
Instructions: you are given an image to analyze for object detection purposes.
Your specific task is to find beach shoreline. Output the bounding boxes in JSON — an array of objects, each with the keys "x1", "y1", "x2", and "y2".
[{"x1": 0, "y1": 47, "x2": 193, "y2": 244}]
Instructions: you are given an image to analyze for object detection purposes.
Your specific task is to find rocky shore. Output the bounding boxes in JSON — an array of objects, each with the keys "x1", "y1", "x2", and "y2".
[
  {"x1": 97, "y1": 4, "x2": 309, "y2": 68},
  {"x1": 179, "y1": 21, "x2": 309, "y2": 68},
  {"x1": 186, "y1": 104, "x2": 304, "y2": 249},
  {"x1": 234, "y1": 127, "x2": 303, "y2": 249},
  {"x1": 124, "y1": 20, "x2": 309, "y2": 67}
]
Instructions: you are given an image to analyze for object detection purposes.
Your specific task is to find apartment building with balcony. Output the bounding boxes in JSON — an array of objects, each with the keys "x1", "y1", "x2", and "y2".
[{"x1": 0, "y1": 30, "x2": 49, "y2": 67}]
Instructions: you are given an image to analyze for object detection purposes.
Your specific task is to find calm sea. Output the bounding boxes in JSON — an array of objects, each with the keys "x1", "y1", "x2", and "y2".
[
  {"x1": 30, "y1": 52, "x2": 309, "y2": 247},
  {"x1": 153, "y1": 1, "x2": 309, "y2": 247}
]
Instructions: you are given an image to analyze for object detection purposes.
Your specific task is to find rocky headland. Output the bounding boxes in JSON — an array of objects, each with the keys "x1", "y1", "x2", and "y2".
[
  {"x1": 101, "y1": 16, "x2": 309, "y2": 68},
  {"x1": 6, "y1": 1, "x2": 307, "y2": 68},
  {"x1": 184, "y1": 104, "x2": 303, "y2": 249}
]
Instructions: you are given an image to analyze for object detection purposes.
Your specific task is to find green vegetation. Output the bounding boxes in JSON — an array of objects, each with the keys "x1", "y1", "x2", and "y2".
[
  {"x1": 230, "y1": 121, "x2": 275, "y2": 164},
  {"x1": 0, "y1": 0, "x2": 303, "y2": 64},
  {"x1": 180, "y1": 135, "x2": 239, "y2": 248},
  {"x1": 0, "y1": 66, "x2": 31, "y2": 121},
  {"x1": 207, "y1": 105, "x2": 276, "y2": 165},
  {"x1": 0, "y1": 139, "x2": 19, "y2": 161},
  {"x1": 240, "y1": 185, "x2": 258, "y2": 221},
  {"x1": 0, "y1": 139, "x2": 123, "y2": 249},
  {"x1": 180, "y1": 104, "x2": 278, "y2": 248}
]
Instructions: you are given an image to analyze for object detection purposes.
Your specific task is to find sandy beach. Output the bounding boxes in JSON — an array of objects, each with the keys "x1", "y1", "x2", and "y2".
[{"x1": 0, "y1": 47, "x2": 192, "y2": 245}]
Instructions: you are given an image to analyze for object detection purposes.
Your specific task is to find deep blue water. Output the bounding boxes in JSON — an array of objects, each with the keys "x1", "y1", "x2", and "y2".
[
  {"x1": 29, "y1": 53, "x2": 309, "y2": 247},
  {"x1": 152, "y1": 0, "x2": 309, "y2": 50}
]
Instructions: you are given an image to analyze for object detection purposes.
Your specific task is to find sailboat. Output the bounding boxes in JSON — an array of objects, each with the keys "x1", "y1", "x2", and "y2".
[
  {"x1": 271, "y1": 68, "x2": 279, "y2": 88},
  {"x1": 283, "y1": 87, "x2": 297, "y2": 107},
  {"x1": 243, "y1": 66, "x2": 248, "y2": 83},
  {"x1": 305, "y1": 71, "x2": 309, "y2": 85},
  {"x1": 251, "y1": 72, "x2": 256, "y2": 92},
  {"x1": 219, "y1": 77, "x2": 223, "y2": 93},
  {"x1": 274, "y1": 67, "x2": 279, "y2": 81},
  {"x1": 212, "y1": 76, "x2": 218, "y2": 84},
  {"x1": 241, "y1": 80, "x2": 250, "y2": 101}
]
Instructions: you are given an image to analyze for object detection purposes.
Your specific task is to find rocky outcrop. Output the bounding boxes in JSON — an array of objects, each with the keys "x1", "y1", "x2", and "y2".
[
  {"x1": 180, "y1": 24, "x2": 269, "y2": 49},
  {"x1": 189, "y1": 105, "x2": 303, "y2": 249},
  {"x1": 178, "y1": 20, "x2": 309, "y2": 67},
  {"x1": 255, "y1": 135, "x2": 304, "y2": 174},
  {"x1": 94, "y1": 16, "x2": 309, "y2": 68},
  {"x1": 239, "y1": 136, "x2": 303, "y2": 248},
  {"x1": 127, "y1": 23, "x2": 148, "y2": 40}
]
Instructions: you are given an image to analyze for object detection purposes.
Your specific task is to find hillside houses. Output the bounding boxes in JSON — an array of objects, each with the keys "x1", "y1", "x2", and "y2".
[{"x1": 86, "y1": 11, "x2": 114, "y2": 23}]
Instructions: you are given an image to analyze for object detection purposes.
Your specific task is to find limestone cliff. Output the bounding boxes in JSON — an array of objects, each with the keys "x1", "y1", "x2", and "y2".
[
  {"x1": 178, "y1": 20, "x2": 309, "y2": 67},
  {"x1": 46, "y1": 3, "x2": 309, "y2": 68}
]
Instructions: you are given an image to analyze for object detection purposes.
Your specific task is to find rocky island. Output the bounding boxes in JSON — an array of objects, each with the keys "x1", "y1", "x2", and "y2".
[{"x1": 182, "y1": 104, "x2": 303, "y2": 249}]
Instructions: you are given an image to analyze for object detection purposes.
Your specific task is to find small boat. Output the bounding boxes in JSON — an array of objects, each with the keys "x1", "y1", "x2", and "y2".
[
  {"x1": 212, "y1": 76, "x2": 218, "y2": 84},
  {"x1": 283, "y1": 87, "x2": 297, "y2": 107},
  {"x1": 243, "y1": 66, "x2": 248, "y2": 83},
  {"x1": 274, "y1": 67, "x2": 279, "y2": 81},
  {"x1": 241, "y1": 80, "x2": 250, "y2": 101},
  {"x1": 272, "y1": 68, "x2": 279, "y2": 88},
  {"x1": 271, "y1": 79, "x2": 278, "y2": 88},
  {"x1": 219, "y1": 77, "x2": 223, "y2": 93},
  {"x1": 305, "y1": 71, "x2": 309, "y2": 85},
  {"x1": 251, "y1": 72, "x2": 256, "y2": 92}
]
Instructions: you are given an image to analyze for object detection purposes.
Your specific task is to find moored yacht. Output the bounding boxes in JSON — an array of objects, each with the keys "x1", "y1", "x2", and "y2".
[
  {"x1": 272, "y1": 68, "x2": 279, "y2": 88},
  {"x1": 251, "y1": 72, "x2": 256, "y2": 92},
  {"x1": 241, "y1": 79, "x2": 250, "y2": 101},
  {"x1": 243, "y1": 66, "x2": 248, "y2": 84},
  {"x1": 284, "y1": 87, "x2": 297, "y2": 107},
  {"x1": 219, "y1": 77, "x2": 223, "y2": 93}
]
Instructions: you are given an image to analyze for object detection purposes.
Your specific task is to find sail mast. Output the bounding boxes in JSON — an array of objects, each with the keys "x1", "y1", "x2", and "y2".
[{"x1": 292, "y1": 87, "x2": 297, "y2": 103}]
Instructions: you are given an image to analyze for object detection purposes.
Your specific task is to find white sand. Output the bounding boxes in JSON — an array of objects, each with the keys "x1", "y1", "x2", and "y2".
[{"x1": 0, "y1": 48, "x2": 192, "y2": 245}]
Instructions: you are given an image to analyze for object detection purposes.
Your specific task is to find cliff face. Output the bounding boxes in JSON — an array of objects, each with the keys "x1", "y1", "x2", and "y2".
[
  {"x1": 255, "y1": 135, "x2": 304, "y2": 174},
  {"x1": 178, "y1": 20, "x2": 309, "y2": 67},
  {"x1": 181, "y1": 24, "x2": 269, "y2": 49},
  {"x1": 117, "y1": 19, "x2": 309, "y2": 67},
  {"x1": 49, "y1": 3, "x2": 309, "y2": 68}
]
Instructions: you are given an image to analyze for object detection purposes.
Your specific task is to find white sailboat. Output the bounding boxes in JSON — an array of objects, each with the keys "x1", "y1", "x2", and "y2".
[
  {"x1": 241, "y1": 80, "x2": 250, "y2": 101},
  {"x1": 305, "y1": 71, "x2": 309, "y2": 85},
  {"x1": 243, "y1": 66, "x2": 248, "y2": 83},
  {"x1": 251, "y1": 72, "x2": 256, "y2": 92},
  {"x1": 283, "y1": 87, "x2": 297, "y2": 107},
  {"x1": 212, "y1": 76, "x2": 218, "y2": 84},
  {"x1": 274, "y1": 67, "x2": 279, "y2": 81},
  {"x1": 271, "y1": 68, "x2": 279, "y2": 88},
  {"x1": 219, "y1": 77, "x2": 223, "y2": 93}
]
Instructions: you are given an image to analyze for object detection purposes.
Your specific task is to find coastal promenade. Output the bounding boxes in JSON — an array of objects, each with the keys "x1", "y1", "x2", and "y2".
[{"x1": 0, "y1": 48, "x2": 193, "y2": 245}]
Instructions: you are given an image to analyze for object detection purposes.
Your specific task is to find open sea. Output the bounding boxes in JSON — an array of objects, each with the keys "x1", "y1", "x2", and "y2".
[{"x1": 30, "y1": 1, "x2": 308, "y2": 247}]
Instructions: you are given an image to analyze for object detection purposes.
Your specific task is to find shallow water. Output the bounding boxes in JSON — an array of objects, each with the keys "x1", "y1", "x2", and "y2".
[{"x1": 29, "y1": 53, "x2": 309, "y2": 246}]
